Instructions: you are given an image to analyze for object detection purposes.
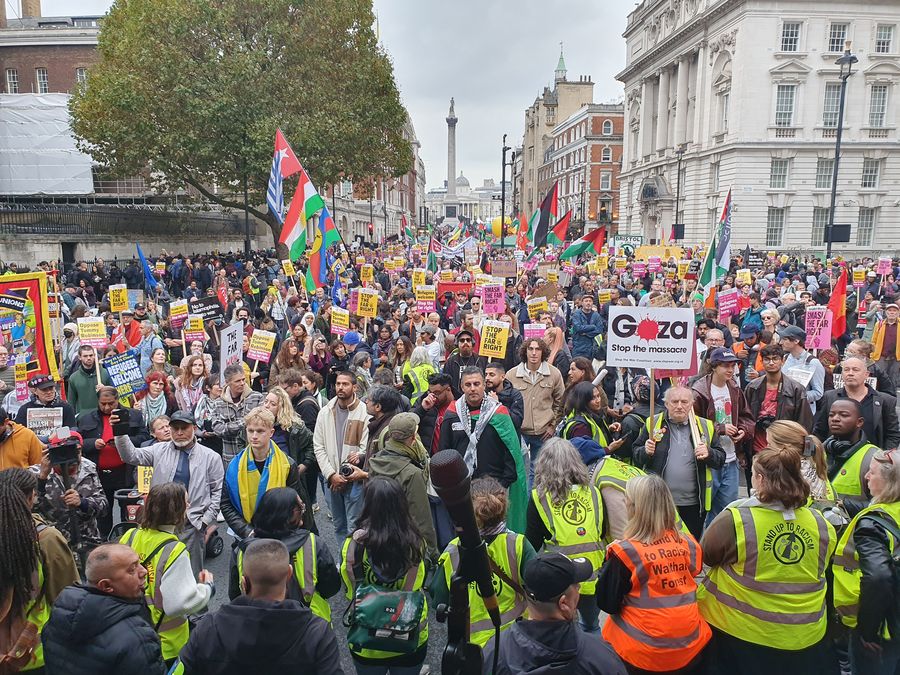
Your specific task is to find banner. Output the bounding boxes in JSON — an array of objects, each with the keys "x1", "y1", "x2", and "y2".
[
  {"x1": 523, "y1": 323, "x2": 546, "y2": 339},
  {"x1": 247, "y1": 330, "x2": 276, "y2": 363},
  {"x1": 610, "y1": 235, "x2": 643, "y2": 257},
  {"x1": 331, "y1": 307, "x2": 350, "y2": 337},
  {"x1": 606, "y1": 306, "x2": 694, "y2": 370},
  {"x1": 183, "y1": 315, "x2": 206, "y2": 343},
  {"x1": 102, "y1": 350, "x2": 147, "y2": 399},
  {"x1": 415, "y1": 285, "x2": 436, "y2": 313},
  {"x1": 356, "y1": 288, "x2": 379, "y2": 319},
  {"x1": 77, "y1": 317, "x2": 108, "y2": 350},
  {"x1": 0, "y1": 272, "x2": 59, "y2": 380},
  {"x1": 108, "y1": 284, "x2": 128, "y2": 313},
  {"x1": 479, "y1": 320, "x2": 509, "y2": 359},
  {"x1": 189, "y1": 296, "x2": 225, "y2": 322},
  {"x1": 482, "y1": 284, "x2": 505, "y2": 314},
  {"x1": 169, "y1": 299, "x2": 189, "y2": 330},
  {"x1": 219, "y1": 321, "x2": 244, "y2": 385},
  {"x1": 804, "y1": 307, "x2": 833, "y2": 350}
]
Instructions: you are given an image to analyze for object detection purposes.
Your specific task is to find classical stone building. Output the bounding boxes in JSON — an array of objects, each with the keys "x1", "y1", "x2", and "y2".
[{"x1": 617, "y1": 0, "x2": 900, "y2": 253}]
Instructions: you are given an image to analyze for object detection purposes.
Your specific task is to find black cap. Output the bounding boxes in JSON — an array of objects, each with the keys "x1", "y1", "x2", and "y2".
[
  {"x1": 707, "y1": 347, "x2": 740, "y2": 365},
  {"x1": 28, "y1": 374, "x2": 55, "y2": 389},
  {"x1": 169, "y1": 411, "x2": 195, "y2": 426},
  {"x1": 134, "y1": 303, "x2": 146, "y2": 311},
  {"x1": 456, "y1": 329, "x2": 474, "y2": 341},
  {"x1": 523, "y1": 553, "x2": 593, "y2": 602}
]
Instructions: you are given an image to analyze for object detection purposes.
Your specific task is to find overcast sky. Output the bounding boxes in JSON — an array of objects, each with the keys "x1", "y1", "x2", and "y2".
[{"x1": 41, "y1": 0, "x2": 629, "y2": 190}]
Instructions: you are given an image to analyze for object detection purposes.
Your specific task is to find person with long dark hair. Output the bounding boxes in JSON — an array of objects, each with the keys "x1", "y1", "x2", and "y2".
[
  {"x1": 229, "y1": 487, "x2": 340, "y2": 622},
  {"x1": 559, "y1": 382, "x2": 626, "y2": 459},
  {"x1": 340, "y1": 476, "x2": 429, "y2": 674}
]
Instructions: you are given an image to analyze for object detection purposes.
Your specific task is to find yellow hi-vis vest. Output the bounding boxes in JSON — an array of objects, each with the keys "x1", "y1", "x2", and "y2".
[
  {"x1": 697, "y1": 504, "x2": 836, "y2": 650},
  {"x1": 16, "y1": 562, "x2": 49, "y2": 671},
  {"x1": 532, "y1": 484, "x2": 605, "y2": 594},
  {"x1": 832, "y1": 443, "x2": 879, "y2": 501},
  {"x1": 122, "y1": 527, "x2": 189, "y2": 660},
  {"x1": 405, "y1": 363, "x2": 434, "y2": 406},
  {"x1": 561, "y1": 412, "x2": 609, "y2": 447},
  {"x1": 439, "y1": 532, "x2": 527, "y2": 647},
  {"x1": 646, "y1": 413, "x2": 716, "y2": 512},
  {"x1": 237, "y1": 534, "x2": 331, "y2": 623},
  {"x1": 832, "y1": 501, "x2": 900, "y2": 636}
]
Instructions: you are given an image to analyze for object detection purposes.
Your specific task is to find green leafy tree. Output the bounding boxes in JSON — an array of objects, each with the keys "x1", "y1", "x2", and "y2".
[{"x1": 70, "y1": 0, "x2": 412, "y2": 253}]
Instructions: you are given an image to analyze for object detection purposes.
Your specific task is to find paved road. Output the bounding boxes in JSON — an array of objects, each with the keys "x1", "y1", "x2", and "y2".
[{"x1": 204, "y1": 503, "x2": 446, "y2": 674}]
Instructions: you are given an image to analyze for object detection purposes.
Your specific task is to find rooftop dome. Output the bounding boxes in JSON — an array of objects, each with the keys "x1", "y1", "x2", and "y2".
[{"x1": 455, "y1": 172, "x2": 470, "y2": 188}]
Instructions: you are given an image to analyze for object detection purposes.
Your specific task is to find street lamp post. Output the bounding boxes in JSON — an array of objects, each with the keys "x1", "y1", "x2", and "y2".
[
  {"x1": 674, "y1": 144, "x2": 685, "y2": 242},
  {"x1": 500, "y1": 134, "x2": 511, "y2": 248},
  {"x1": 580, "y1": 171, "x2": 586, "y2": 237},
  {"x1": 826, "y1": 42, "x2": 858, "y2": 259}
]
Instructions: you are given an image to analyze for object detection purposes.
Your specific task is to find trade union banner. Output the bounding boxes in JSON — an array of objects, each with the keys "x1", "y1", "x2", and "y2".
[{"x1": 0, "y1": 272, "x2": 59, "y2": 381}]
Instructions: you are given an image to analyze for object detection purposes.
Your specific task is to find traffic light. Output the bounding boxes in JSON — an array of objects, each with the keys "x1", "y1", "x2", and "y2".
[{"x1": 367, "y1": 222, "x2": 374, "y2": 238}]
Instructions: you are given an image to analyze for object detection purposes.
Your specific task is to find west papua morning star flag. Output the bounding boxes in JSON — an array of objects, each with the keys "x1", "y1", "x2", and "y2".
[{"x1": 266, "y1": 129, "x2": 302, "y2": 224}]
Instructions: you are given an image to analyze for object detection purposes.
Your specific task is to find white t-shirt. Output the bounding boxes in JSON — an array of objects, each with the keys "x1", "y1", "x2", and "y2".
[{"x1": 710, "y1": 382, "x2": 736, "y2": 463}]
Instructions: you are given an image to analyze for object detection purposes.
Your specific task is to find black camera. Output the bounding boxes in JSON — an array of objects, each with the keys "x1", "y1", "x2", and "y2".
[
  {"x1": 339, "y1": 463, "x2": 355, "y2": 478},
  {"x1": 756, "y1": 416, "x2": 776, "y2": 431},
  {"x1": 48, "y1": 427, "x2": 81, "y2": 467}
]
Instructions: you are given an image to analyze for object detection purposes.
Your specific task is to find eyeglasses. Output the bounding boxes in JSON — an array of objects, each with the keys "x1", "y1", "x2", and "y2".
[
  {"x1": 762, "y1": 356, "x2": 783, "y2": 363},
  {"x1": 875, "y1": 448, "x2": 898, "y2": 466}
]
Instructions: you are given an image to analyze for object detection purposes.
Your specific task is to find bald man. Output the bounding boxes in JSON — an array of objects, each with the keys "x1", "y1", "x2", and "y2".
[
  {"x1": 176, "y1": 539, "x2": 342, "y2": 674},
  {"x1": 43, "y1": 544, "x2": 167, "y2": 674}
]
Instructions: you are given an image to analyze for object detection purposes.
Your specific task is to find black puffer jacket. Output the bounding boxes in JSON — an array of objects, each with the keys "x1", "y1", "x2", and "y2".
[
  {"x1": 42, "y1": 584, "x2": 166, "y2": 675},
  {"x1": 854, "y1": 515, "x2": 900, "y2": 644}
]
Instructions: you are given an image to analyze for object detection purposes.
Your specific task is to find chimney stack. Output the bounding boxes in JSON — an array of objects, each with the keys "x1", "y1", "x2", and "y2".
[{"x1": 21, "y1": 0, "x2": 41, "y2": 19}]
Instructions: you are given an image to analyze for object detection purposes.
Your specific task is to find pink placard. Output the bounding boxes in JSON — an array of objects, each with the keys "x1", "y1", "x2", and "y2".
[
  {"x1": 482, "y1": 284, "x2": 505, "y2": 314},
  {"x1": 523, "y1": 323, "x2": 546, "y2": 339},
  {"x1": 632, "y1": 262, "x2": 647, "y2": 278},
  {"x1": 648, "y1": 256, "x2": 661, "y2": 273},
  {"x1": 805, "y1": 307, "x2": 833, "y2": 350},
  {"x1": 877, "y1": 257, "x2": 892, "y2": 275}
]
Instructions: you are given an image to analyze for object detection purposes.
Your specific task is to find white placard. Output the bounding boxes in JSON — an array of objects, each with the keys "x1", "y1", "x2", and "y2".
[{"x1": 606, "y1": 306, "x2": 694, "y2": 370}]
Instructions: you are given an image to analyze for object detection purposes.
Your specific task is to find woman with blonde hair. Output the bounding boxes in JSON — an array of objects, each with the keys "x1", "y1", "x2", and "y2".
[
  {"x1": 833, "y1": 447, "x2": 900, "y2": 673},
  {"x1": 699, "y1": 447, "x2": 837, "y2": 673},
  {"x1": 174, "y1": 354, "x2": 209, "y2": 413},
  {"x1": 543, "y1": 326, "x2": 571, "y2": 380},
  {"x1": 526, "y1": 437, "x2": 605, "y2": 632},
  {"x1": 760, "y1": 308, "x2": 781, "y2": 341},
  {"x1": 766, "y1": 420, "x2": 833, "y2": 503},
  {"x1": 598, "y1": 474, "x2": 711, "y2": 673}
]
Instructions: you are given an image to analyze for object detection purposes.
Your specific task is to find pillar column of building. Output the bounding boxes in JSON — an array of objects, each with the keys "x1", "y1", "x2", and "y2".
[
  {"x1": 640, "y1": 78, "x2": 654, "y2": 158},
  {"x1": 656, "y1": 68, "x2": 670, "y2": 153},
  {"x1": 674, "y1": 57, "x2": 690, "y2": 147}
]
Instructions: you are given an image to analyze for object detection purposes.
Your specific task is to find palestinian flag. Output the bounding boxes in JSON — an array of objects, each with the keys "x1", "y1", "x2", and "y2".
[
  {"x1": 547, "y1": 210, "x2": 572, "y2": 246},
  {"x1": 445, "y1": 399, "x2": 528, "y2": 533},
  {"x1": 402, "y1": 214, "x2": 415, "y2": 244},
  {"x1": 531, "y1": 182, "x2": 559, "y2": 250},
  {"x1": 426, "y1": 236, "x2": 440, "y2": 273},
  {"x1": 280, "y1": 162, "x2": 326, "y2": 261},
  {"x1": 560, "y1": 226, "x2": 606, "y2": 260}
]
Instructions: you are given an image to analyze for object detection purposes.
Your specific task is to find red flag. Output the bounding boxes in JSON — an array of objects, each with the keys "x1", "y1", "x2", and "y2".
[
  {"x1": 828, "y1": 266, "x2": 848, "y2": 338},
  {"x1": 550, "y1": 210, "x2": 572, "y2": 244},
  {"x1": 216, "y1": 284, "x2": 227, "y2": 309}
]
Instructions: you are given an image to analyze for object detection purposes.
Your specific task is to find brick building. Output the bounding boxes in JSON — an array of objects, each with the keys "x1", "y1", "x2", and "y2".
[{"x1": 538, "y1": 103, "x2": 625, "y2": 238}]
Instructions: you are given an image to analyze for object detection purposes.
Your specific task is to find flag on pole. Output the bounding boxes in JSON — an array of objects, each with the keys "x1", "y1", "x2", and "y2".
[
  {"x1": 531, "y1": 182, "x2": 559, "y2": 250},
  {"x1": 266, "y1": 129, "x2": 302, "y2": 224},
  {"x1": 136, "y1": 244, "x2": 157, "y2": 291},
  {"x1": 402, "y1": 214, "x2": 415, "y2": 244},
  {"x1": 698, "y1": 237, "x2": 718, "y2": 308},
  {"x1": 280, "y1": 163, "x2": 326, "y2": 262},
  {"x1": 304, "y1": 205, "x2": 341, "y2": 291},
  {"x1": 547, "y1": 210, "x2": 573, "y2": 246},
  {"x1": 426, "y1": 236, "x2": 440, "y2": 273},
  {"x1": 560, "y1": 227, "x2": 606, "y2": 260},
  {"x1": 828, "y1": 266, "x2": 848, "y2": 338},
  {"x1": 714, "y1": 188, "x2": 733, "y2": 278},
  {"x1": 515, "y1": 213, "x2": 529, "y2": 251}
]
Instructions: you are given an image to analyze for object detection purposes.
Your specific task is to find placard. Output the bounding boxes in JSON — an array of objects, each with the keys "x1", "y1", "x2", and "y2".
[
  {"x1": 804, "y1": 306, "x2": 833, "y2": 350},
  {"x1": 361, "y1": 264, "x2": 374, "y2": 283},
  {"x1": 524, "y1": 323, "x2": 546, "y2": 339},
  {"x1": 482, "y1": 284, "x2": 505, "y2": 314},
  {"x1": 677, "y1": 261, "x2": 691, "y2": 279},
  {"x1": 598, "y1": 289, "x2": 611, "y2": 305},
  {"x1": 26, "y1": 407, "x2": 63, "y2": 436},
  {"x1": 14, "y1": 359, "x2": 28, "y2": 402},
  {"x1": 415, "y1": 285, "x2": 436, "y2": 313},
  {"x1": 77, "y1": 317, "x2": 108, "y2": 349},
  {"x1": 877, "y1": 257, "x2": 892, "y2": 275},
  {"x1": 356, "y1": 288, "x2": 379, "y2": 319},
  {"x1": 136, "y1": 466, "x2": 154, "y2": 495},
  {"x1": 492, "y1": 260, "x2": 517, "y2": 278},
  {"x1": 647, "y1": 256, "x2": 661, "y2": 273},
  {"x1": 412, "y1": 269, "x2": 426, "y2": 289},
  {"x1": 281, "y1": 260, "x2": 296, "y2": 277},
  {"x1": 649, "y1": 293, "x2": 675, "y2": 308},
  {"x1": 219, "y1": 321, "x2": 244, "y2": 385},
  {"x1": 439, "y1": 270, "x2": 454, "y2": 281},
  {"x1": 108, "y1": 284, "x2": 128, "y2": 313},
  {"x1": 102, "y1": 350, "x2": 147, "y2": 398},
  {"x1": 736, "y1": 269, "x2": 752, "y2": 286},
  {"x1": 852, "y1": 268, "x2": 866, "y2": 289},
  {"x1": 247, "y1": 329, "x2": 276, "y2": 363},
  {"x1": 155, "y1": 260, "x2": 166, "y2": 274},
  {"x1": 606, "y1": 306, "x2": 694, "y2": 370},
  {"x1": 169, "y1": 299, "x2": 189, "y2": 330},
  {"x1": 547, "y1": 269, "x2": 559, "y2": 284},
  {"x1": 479, "y1": 320, "x2": 509, "y2": 359},
  {"x1": 347, "y1": 288, "x2": 359, "y2": 315},
  {"x1": 355, "y1": 255, "x2": 366, "y2": 267},
  {"x1": 632, "y1": 262, "x2": 647, "y2": 278},
  {"x1": 183, "y1": 315, "x2": 206, "y2": 343},
  {"x1": 331, "y1": 307, "x2": 350, "y2": 337},
  {"x1": 127, "y1": 289, "x2": 144, "y2": 310},
  {"x1": 614, "y1": 258, "x2": 627, "y2": 270},
  {"x1": 526, "y1": 297, "x2": 548, "y2": 319},
  {"x1": 189, "y1": 296, "x2": 225, "y2": 322}
]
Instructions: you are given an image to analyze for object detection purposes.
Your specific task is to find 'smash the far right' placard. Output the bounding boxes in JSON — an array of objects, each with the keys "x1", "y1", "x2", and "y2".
[{"x1": 606, "y1": 306, "x2": 694, "y2": 370}]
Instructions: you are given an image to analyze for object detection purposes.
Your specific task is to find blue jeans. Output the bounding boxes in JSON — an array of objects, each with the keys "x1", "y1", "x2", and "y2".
[
  {"x1": 523, "y1": 434, "x2": 545, "y2": 488},
  {"x1": 330, "y1": 481, "x2": 364, "y2": 540},
  {"x1": 850, "y1": 631, "x2": 900, "y2": 675},
  {"x1": 705, "y1": 460, "x2": 740, "y2": 527},
  {"x1": 578, "y1": 594, "x2": 601, "y2": 633}
]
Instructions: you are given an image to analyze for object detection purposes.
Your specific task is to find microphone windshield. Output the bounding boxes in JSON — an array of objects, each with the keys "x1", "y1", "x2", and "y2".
[{"x1": 430, "y1": 449, "x2": 471, "y2": 504}]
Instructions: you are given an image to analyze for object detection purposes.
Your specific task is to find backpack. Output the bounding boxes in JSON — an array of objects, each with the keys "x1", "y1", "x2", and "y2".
[{"x1": 342, "y1": 538, "x2": 425, "y2": 655}]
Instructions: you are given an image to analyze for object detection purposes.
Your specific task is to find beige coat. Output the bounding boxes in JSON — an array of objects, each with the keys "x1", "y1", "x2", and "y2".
[{"x1": 505, "y1": 361, "x2": 565, "y2": 436}]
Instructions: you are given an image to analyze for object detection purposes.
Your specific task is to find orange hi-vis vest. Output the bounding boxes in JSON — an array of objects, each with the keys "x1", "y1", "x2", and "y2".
[{"x1": 602, "y1": 530, "x2": 712, "y2": 671}]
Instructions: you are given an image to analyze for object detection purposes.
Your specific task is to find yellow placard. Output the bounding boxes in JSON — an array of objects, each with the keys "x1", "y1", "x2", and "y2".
[
  {"x1": 356, "y1": 289, "x2": 379, "y2": 318},
  {"x1": 526, "y1": 297, "x2": 548, "y2": 319},
  {"x1": 736, "y1": 269, "x2": 752, "y2": 286},
  {"x1": 677, "y1": 261, "x2": 690, "y2": 279},
  {"x1": 780, "y1": 254, "x2": 789, "y2": 264},
  {"x1": 77, "y1": 317, "x2": 108, "y2": 348},
  {"x1": 247, "y1": 330, "x2": 277, "y2": 362},
  {"x1": 331, "y1": 307, "x2": 350, "y2": 334},
  {"x1": 136, "y1": 466, "x2": 153, "y2": 495},
  {"x1": 412, "y1": 269, "x2": 426, "y2": 288},
  {"x1": 169, "y1": 299, "x2": 189, "y2": 324},
  {"x1": 185, "y1": 316, "x2": 205, "y2": 334},
  {"x1": 598, "y1": 289, "x2": 611, "y2": 304},
  {"x1": 415, "y1": 285, "x2": 436, "y2": 303},
  {"x1": 598, "y1": 255, "x2": 609, "y2": 270},
  {"x1": 853, "y1": 268, "x2": 866, "y2": 286},
  {"x1": 281, "y1": 260, "x2": 296, "y2": 277},
  {"x1": 361, "y1": 264, "x2": 374, "y2": 283},
  {"x1": 356, "y1": 255, "x2": 366, "y2": 266},
  {"x1": 155, "y1": 261, "x2": 165, "y2": 273},
  {"x1": 440, "y1": 270, "x2": 454, "y2": 281},
  {"x1": 108, "y1": 284, "x2": 128, "y2": 313},
  {"x1": 479, "y1": 320, "x2": 509, "y2": 359},
  {"x1": 474, "y1": 274, "x2": 493, "y2": 288},
  {"x1": 614, "y1": 258, "x2": 627, "y2": 270},
  {"x1": 547, "y1": 269, "x2": 559, "y2": 284}
]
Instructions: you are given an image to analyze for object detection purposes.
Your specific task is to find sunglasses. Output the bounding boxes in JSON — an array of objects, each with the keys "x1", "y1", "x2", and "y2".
[{"x1": 875, "y1": 448, "x2": 898, "y2": 466}]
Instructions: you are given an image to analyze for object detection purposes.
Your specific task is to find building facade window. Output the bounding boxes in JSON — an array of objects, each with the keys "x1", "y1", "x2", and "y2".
[
  {"x1": 875, "y1": 24, "x2": 894, "y2": 54},
  {"x1": 709, "y1": 162, "x2": 720, "y2": 192},
  {"x1": 828, "y1": 23, "x2": 849, "y2": 53},
  {"x1": 766, "y1": 208, "x2": 785, "y2": 247},
  {"x1": 5, "y1": 69, "x2": 18, "y2": 94},
  {"x1": 869, "y1": 85, "x2": 888, "y2": 127},
  {"x1": 823, "y1": 83, "x2": 841, "y2": 127},
  {"x1": 602, "y1": 120, "x2": 613, "y2": 135},
  {"x1": 601, "y1": 147, "x2": 612, "y2": 162},
  {"x1": 816, "y1": 158, "x2": 835, "y2": 189},
  {"x1": 861, "y1": 158, "x2": 881, "y2": 188},
  {"x1": 720, "y1": 91, "x2": 730, "y2": 132},
  {"x1": 75, "y1": 67, "x2": 88, "y2": 84},
  {"x1": 769, "y1": 159, "x2": 790, "y2": 189},
  {"x1": 600, "y1": 172, "x2": 612, "y2": 190},
  {"x1": 781, "y1": 22, "x2": 801, "y2": 52},
  {"x1": 857, "y1": 208, "x2": 876, "y2": 246},
  {"x1": 35, "y1": 68, "x2": 49, "y2": 94},
  {"x1": 775, "y1": 84, "x2": 796, "y2": 126},
  {"x1": 811, "y1": 207, "x2": 829, "y2": 246}
]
